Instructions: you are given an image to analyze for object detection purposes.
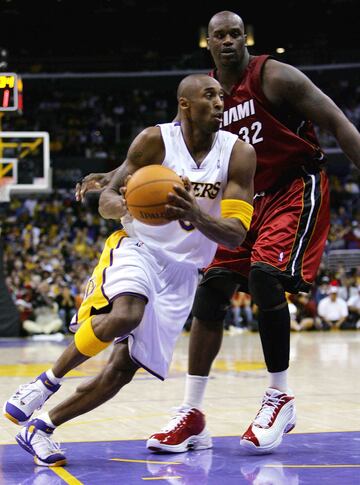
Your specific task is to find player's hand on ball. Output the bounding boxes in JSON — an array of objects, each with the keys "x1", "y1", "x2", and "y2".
[{"x1": 165, "y1": 179, "x2": 199, "y2": 222}]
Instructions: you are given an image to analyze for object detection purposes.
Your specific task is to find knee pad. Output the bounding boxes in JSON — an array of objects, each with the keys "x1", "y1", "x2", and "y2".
[
  {"x1": 192, "y1": 278, "x2": 237, "y2": 322},
  {"x1": 249, "y1": 267, "x2": 286, "y2": 311}
]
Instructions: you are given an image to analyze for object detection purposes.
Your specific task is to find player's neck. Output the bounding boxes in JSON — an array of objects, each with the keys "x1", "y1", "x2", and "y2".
[
  {"x1": 216, "y1": 51, "x2": 251, "y2": 94},
  {"x1": 181, "y1": 125, "x2": 217, "y2": 166}
]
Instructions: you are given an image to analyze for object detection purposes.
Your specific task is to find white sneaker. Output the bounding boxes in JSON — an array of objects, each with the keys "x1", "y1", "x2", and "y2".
[
  {"x1": 240, "y1": 387, "x2": 296, "y2": 454},
  {"x1": 3, "y1": 372, "x2": 60, "y2": 425},
  {"x1": 16, "y1": 418, "x2": 66, "y2": 467}
]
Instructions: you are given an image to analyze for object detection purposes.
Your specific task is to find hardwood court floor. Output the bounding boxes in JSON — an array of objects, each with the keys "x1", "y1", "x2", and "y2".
[{"x1": 0, "y1": 330, "x2": 359, "y2": 484}]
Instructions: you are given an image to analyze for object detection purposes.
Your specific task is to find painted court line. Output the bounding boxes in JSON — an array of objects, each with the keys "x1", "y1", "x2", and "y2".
[{"x1": 51, "y1": 467, "x2": 84, "y2": 484}]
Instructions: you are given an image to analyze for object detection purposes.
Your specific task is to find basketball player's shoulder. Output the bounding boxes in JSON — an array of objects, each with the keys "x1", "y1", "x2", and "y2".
[
  {"x1": 231, "y1": 140, "x2": 256, "y2": 168},
  {"x1": 129, "y1": 125, "x2": 164, "y2": 162},
  {"x1": 137, "y1": 125, "x2": 162, "y2": 143},
  {"x1": 263, "y1": 57, "x2": 300, "y2": 84}
]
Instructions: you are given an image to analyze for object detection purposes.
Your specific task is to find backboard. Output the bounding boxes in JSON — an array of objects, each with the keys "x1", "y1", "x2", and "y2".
[{"x1": 0, "y1": 131, "x2": 51, "y2": 202}]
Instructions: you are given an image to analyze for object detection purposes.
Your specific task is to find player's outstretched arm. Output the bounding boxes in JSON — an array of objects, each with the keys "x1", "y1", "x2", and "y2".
[
  {"x1": 165, "y1": 140, "x2": 256, "y2": 249},
  {"x1": 98, "y1": 127, "x2": 165, "y2": 219},
  {"x1": 263, "y1": 59, "x2": 360, "y2": 170}
]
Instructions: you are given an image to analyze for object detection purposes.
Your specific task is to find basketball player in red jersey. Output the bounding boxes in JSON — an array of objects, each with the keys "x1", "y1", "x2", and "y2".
[{"x1": 146, "y1": 11, "x2": 360, "y2": 455}]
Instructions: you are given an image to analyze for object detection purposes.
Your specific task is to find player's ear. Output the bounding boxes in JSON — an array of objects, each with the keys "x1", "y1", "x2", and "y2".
[
  {"x1": 244, "y1": 33, "x2": 248, "y2": 46},
  {"x1": 178, "y1": 97, "x2": 190, "y2": 110},
  {"x1": 206, "y1": 37, "x2": 210, "y2": 51}
]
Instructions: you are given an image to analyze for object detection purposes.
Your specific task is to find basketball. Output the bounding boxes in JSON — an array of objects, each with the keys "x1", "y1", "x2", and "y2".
[{"x1": 125, "y1": 165, "x2": 184, "y2": 226}]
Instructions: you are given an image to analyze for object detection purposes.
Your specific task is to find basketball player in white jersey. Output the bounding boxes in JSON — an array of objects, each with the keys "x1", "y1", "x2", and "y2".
[{"x1": 4, "y1": 74, "x2": 256, "y2": 466}]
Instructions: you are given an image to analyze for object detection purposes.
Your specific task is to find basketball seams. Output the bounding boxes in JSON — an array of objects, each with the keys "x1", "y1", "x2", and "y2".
[
  {"x1": 124, "y1": 165, "x2": 183, "y2": 225},
  {"x1": 126, "y1": 178, "x2": 182, "y2": 199}
]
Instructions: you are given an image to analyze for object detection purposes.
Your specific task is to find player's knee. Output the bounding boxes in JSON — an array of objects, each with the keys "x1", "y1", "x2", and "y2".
[
  {"x1": 105, "y1": 361, "x2": 136, "y2": 389},
  {"x1": 249, "y1": 267, "x2": 286, "y2": 311},
  {"x1": 192, "y1": 285, "x2": 231, "y2": 322},
  {"x1": 94, "y1": 299, "x2": 144, "y2": 340}
]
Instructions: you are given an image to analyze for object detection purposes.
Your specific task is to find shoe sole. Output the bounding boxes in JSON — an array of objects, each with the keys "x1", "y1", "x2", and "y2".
[
  {"x1": 240, "y1": 418, "x2": 296, "y2": 455},
  {"x1": 3, "y1": 404, "x2": 27, "y2": 426},
  {"x1": 15, "y1": 433, "x2": 67, "y2": 467},
  {"x1": 147, "y1": 429, "x2": 213, "y2": 453}
]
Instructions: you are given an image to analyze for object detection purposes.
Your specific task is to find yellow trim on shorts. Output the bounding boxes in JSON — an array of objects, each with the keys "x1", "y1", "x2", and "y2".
[
  {"x1": 221, "y1": 199, "x2": 254, "y2": 231},
  {"x1": 76, "y1": 229, "x2": 127, "y2": 324},
  {"x1": 74, "y1": 317, "x2": 111, "y2": 357}
]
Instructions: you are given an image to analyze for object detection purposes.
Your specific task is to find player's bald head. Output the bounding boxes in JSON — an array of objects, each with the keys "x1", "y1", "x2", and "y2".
[
  {"x1": 177, "y1": 74, "x2": 219, "y2": 100},
  {"x1": 208, "y1": 11, "x2": 244, "y2": 34}
]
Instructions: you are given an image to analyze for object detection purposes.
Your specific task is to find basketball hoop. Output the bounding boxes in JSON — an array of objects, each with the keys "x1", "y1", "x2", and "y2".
[{"x1": 0, "y1": 177, "x2": 12, "y2": 202}]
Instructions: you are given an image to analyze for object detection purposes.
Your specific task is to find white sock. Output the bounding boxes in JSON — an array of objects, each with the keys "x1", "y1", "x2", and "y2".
[
  {"x1": 182, "y1": 374, "x2": 209, "y2": 410},
  {"x1": 38, "y1": 412, "x2": 57, "y2": 429},
  {"x1": 269, "y1": 370, "x2": 288, "y2": 392},
  {"x1": 46, "y1": 369, "x2": 63, "y2": 385}
]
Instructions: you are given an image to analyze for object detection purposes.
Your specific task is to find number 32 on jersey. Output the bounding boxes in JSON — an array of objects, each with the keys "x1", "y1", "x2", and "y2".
[{"x1": 238, "y1": 121, "x2": 263, "y2": 145}]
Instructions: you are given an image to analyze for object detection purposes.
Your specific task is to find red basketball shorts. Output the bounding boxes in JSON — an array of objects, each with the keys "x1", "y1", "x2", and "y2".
[{"x1": 209, "y1": 168, "x2": 330, "y2": 293}]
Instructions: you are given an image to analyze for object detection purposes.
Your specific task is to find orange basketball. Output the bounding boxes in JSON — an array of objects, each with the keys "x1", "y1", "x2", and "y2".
[{"x1": 125, "y1": 165, "x2": 184, "y2": 226}]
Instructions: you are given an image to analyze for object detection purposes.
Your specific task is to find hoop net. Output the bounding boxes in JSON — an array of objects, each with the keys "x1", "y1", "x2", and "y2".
[{"x1": 0, "y1": 177, "x2": 13, "y2": 202}]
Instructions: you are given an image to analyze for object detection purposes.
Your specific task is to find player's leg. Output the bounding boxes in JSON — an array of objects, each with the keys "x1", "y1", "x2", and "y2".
[
  {"x1": 240, "y1": 169, "x2": 330, "y2": 454},
  {"x1": 15, "y1": 341, "x2": 139, "y2": 467},
  {"x1": 4, "y1": 294, "x2": 146, "y2": 425},
  {"x1": 147, "y1": 266, "x2": 247, "y2": 453},
  {"x1": 3, "y1": 230, "x2": 147, "y2": 425}
]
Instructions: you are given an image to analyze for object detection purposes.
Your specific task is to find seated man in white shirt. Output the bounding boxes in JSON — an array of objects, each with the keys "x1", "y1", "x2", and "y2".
[
  {"x1": 317, "y1": 286, "x2": 349, "y2": 330},
  {"x1": 347, "y1": 286, "x2": 360, "y2": 329}
]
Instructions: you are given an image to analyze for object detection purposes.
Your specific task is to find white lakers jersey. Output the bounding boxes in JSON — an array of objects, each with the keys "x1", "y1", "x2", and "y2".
[{"x1": 122, "y1": 122, "x2": 238, "y2": 268}]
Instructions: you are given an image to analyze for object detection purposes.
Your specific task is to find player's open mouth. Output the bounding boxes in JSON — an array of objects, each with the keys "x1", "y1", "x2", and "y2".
[{"x1": 213, "y1": 114, "x2": 223, "y2": 122}]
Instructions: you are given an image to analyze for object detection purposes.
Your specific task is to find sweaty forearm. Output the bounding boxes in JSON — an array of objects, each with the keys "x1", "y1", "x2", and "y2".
[
  {"x1": 192, "y1": 212, "x2": 247, "y2": 249},
  {"x1": 98, "y1": 165, "x2": 129, "y2": 219}
]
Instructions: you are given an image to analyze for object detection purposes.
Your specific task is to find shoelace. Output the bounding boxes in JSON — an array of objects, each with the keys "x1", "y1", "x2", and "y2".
[
  {"x1": 161, "y1": 407, "x2": 192, "y2": 433},
  {"x1": 32, "y1": 432, "x2": 65, "y2": 456},
  {"x1": 253, "y1": 393, "x2": 285, "y2": 428}
]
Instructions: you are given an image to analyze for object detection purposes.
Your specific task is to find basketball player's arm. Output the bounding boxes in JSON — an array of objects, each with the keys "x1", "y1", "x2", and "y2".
[
  {"x1": 75, "y1": 169, "x2": 118, "y2": 202},
  {"x1": 166, "y1": 141, "x2": 256, "y2": 249},
  {"x1": 263, "y1": 59, "x2": 360, "y2": 170},
  {"x1": 98, "y1": 127, "x2": 165, "y2": 219}
]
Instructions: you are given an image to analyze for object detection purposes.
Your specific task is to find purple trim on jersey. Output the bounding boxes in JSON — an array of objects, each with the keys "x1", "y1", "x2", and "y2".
[
  {"x1": 72, "y1": 310, "x2": 79, "y2": 325},
  {"x1": 174, "y1": 121, "x2": 181, "y2": 126},
  {"x1": 114, "y1": 334, "x2": 130, "y2": 344},
  {"x1": 101, "y1": 234, "x2": 127, "y2": 304},
  {"x1": 100, "y1": 264, "x2": 111, "y2": 304},
  {"x1": 109, "y1": 291, "x2": 148, "y2": 304},
  {"x1": 130, "y1": 352, "x2": 165, "y2": 381}
]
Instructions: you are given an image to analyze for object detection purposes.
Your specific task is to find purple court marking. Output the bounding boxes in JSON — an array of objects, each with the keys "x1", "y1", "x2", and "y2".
[{"x1": 1, "y1": 432, "x2": 359, "y2": 484}]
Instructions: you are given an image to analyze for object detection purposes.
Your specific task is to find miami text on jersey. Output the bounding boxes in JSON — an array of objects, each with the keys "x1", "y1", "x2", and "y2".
[{"x1": 221, "y1": 99, "x2": 255, "y2": 127}]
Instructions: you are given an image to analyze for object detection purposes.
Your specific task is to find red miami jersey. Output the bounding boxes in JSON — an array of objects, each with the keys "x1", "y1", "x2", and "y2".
[{"x1": 210, "y1": 55, "x2": 325, "y2": 193}]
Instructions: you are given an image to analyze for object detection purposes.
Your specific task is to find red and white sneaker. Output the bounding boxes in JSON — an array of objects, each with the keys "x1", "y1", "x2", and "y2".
[
  {"x1": 146, "y1": 407, "x2": 212, "y2": 453},
  {"x1": 240, "y1": 387, "x2": 296, "y2": 454}
]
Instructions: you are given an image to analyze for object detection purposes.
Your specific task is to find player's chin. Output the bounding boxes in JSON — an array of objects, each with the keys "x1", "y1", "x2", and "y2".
[{"x1": 209, "y1": 119, "x2": 222, "y2": 131}]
